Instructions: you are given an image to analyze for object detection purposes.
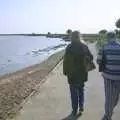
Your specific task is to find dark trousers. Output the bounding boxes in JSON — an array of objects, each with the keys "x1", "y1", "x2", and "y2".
[{"x1": 69, "y1": 84, "x2": 84, "y2": 113}]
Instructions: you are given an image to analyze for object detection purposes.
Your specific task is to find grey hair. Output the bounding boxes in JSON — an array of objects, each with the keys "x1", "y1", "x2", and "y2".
[{"x1": 71, "y1": 31, "x2": 81, "y2": 43}]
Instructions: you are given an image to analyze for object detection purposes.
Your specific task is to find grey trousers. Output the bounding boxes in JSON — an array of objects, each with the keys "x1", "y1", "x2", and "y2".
[{"x1": 104, "y1": 78, "x2": 120, "y2": 118}]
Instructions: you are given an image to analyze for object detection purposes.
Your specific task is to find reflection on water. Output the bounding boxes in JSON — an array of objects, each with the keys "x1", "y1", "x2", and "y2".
[
  {"x1": 32, "y1": 43, "x2": 67, "y2": 54},
  {"x1": 0, "y1": 36, "x2": 68, "y2": 76}
]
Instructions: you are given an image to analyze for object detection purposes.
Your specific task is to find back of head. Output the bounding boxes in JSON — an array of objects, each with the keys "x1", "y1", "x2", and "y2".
[
  {"x1": 107, "y1": 31, "x2": 116, "y2": 42},
  {"x1": 71, "y1": 31, "x2": 81, "y2": 43}
]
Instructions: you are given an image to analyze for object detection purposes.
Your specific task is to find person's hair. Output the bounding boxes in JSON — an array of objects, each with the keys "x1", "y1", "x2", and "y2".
[
  {"x1": 71, "y1": 31, "x2": 81, "y2": 43},
  {"x1": 107, "y1": 31, "x2": 116, "y2": 39}
]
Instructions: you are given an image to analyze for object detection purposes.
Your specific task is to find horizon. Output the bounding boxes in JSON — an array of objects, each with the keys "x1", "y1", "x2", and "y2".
[
  {"x1": 0, "y1": 0, "x2": 120, "y2": 34},
  {"x1": 0, "y1": 32, "x2": 98, "y2": 34}
]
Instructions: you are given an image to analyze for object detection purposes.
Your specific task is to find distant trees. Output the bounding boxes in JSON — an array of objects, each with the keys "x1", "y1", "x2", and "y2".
[
  {"x1": 47, "y1": 32, "x2": 51, "y2": 35},
  {"x1": 115, "y1": 19, "x2": 120, "y2": 37},
  {"x1": 46, "y1": 32, "x2": 51, "y2": 37},
  {"x1": 66, "y1": 29, "x2": 72, "y2": 35},
  {"x1": 99, "y1": 29, "x2": 107, "y2": 34},
  {"x1": 32, "y1": 33, "x2": 36, "y2": 35},
  {"x1": 115, "y1": 19, "x2": 120, "y2": 29},
  {"x1": 97, "y1": 29, "x2": 108, "y2": 49},
  {"x1": 62, "y1": 29, "x2": 72, "y2": 41},
  {"x1": 114, "y1": 29, "x2": 119, "y2": 35}
]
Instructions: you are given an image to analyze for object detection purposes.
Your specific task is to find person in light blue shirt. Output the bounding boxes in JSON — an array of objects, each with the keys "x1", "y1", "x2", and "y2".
[{"x1": 97, "y1": 31, "x2": 120, "y2": 120}]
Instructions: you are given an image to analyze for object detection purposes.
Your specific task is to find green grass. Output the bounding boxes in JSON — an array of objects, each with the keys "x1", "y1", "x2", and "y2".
[{"x1": 96, "y1": 35, "x2": 108, "y2": 50}]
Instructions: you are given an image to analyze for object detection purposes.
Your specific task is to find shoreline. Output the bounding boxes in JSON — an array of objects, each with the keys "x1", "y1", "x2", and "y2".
[
  {"x1": 0, "y1": 49, "x2": 65, "y2": 83},
  {"x1": 0, "y1": 50, "x2": 65, "y2": 120}
]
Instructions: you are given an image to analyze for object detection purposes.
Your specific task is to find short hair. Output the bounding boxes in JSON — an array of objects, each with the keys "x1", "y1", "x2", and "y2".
[{"x1": 107, "y1": 31, "x2": 116, "y2": 39}]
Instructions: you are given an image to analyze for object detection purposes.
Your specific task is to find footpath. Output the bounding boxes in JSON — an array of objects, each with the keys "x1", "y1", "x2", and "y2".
[{"x1": 11, "y1": 44, "x2": 120, "y2": 120}]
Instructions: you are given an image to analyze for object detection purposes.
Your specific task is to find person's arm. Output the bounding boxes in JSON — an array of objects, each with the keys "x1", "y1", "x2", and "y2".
[
  {"x1": 63, "y1": 45, "x2": 70, "y2": 76},
  {"x1": 97, "y1": 48, "x2": 103, "y2": 65},
  {"x1": 63, "y1": 50, "x2": 67, "y2": 75},
  {"x1": 97, "y1": 47, "x2": 106, "y2": 72}
]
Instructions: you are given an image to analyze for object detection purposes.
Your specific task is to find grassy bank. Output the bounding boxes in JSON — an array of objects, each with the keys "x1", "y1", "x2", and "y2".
[
  {"x1": 0, "y1": 50, "x2": 65, "y2": 120},
  {"x1": 82, "y1": 34, "x2": 99, "y2": 43}
]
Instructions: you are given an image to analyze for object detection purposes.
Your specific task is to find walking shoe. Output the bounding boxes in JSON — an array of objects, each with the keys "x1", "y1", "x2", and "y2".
[
  {"x1": 77, "y1": 111, "x2": 82, "y2": 118},
  {"x1": 72, "y1": 110, "x2": 77, "y2": 116},
  {"x1": 76, "y1": 108, "x2": 83, "y2": 118},
  {"x1": 62, "y1": 111, "x2": 77, "y2": 120},
  {"x1": 102, "y1": 115, "x2": 112, "y2": 120},
  {"x1": 79, "y1": 108, "x2": 84, "y2": 112},
  {"x1": 66, "y1": 111, "x2": 77, "y2": 120}
]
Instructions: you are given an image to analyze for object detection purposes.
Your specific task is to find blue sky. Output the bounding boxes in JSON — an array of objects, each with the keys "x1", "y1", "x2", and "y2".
[{"x1": 0, "y1": 0, "x2": 120, "y2": 34}]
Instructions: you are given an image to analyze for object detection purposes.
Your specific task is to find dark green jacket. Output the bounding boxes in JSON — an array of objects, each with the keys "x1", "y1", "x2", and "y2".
[{"x1": 63, "y1": 42, "x2": 93, "y2": 84}]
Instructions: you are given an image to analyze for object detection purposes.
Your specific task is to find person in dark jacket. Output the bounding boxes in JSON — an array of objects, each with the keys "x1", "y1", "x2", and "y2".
[{"x1": 63, "y1": 31, "x2": 93, "y2": 118}]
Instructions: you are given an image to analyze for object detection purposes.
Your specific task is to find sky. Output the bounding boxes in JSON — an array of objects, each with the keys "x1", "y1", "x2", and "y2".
[{"x1": 0, "y1": 0, "x2": 120, "y2": 34}]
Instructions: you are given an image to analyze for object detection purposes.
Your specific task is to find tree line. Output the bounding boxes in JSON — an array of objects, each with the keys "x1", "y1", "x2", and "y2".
[{"x1": 99, "y1": 18, "x2": 120, "y2": 37}]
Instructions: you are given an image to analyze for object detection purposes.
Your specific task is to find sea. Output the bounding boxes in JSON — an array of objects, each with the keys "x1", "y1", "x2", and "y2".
[{"x1": 0, "y1": 36, "x2": 68, "y2": 76}]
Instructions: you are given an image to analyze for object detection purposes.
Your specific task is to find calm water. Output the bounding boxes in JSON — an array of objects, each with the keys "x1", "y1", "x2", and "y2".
[{"x1": 0, "y1": 36, "x2": 67, "y2": 76}]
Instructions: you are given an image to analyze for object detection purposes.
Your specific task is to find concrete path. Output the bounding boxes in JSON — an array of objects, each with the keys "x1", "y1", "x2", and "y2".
[{"x1": 12, "y1": 44, "x2": 120, "y2": 120}]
